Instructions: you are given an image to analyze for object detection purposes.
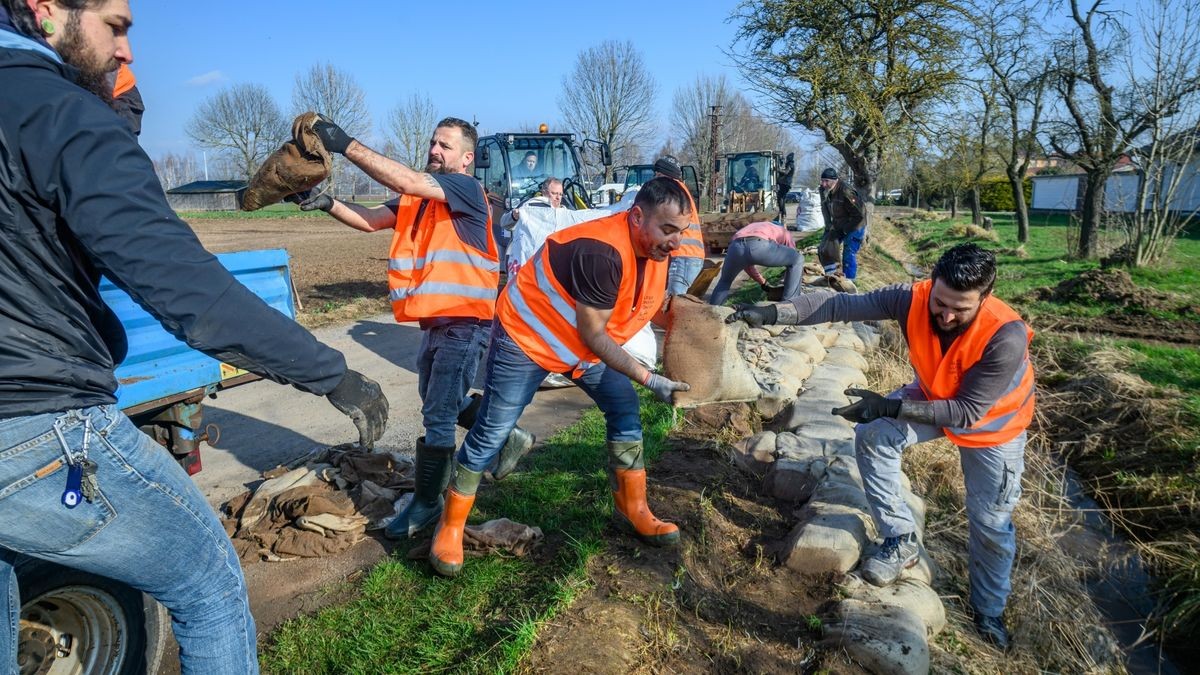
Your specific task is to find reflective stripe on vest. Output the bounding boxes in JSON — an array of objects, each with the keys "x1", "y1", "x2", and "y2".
[
  {"x1": 670, "y1": 180, "x2": 705, "y2": 258},
  {"x1": 906, "y1": 279, "x2": 1035, "y2": 448},
  {"x1": 387, "y1": 184, "x2": 498, "y2": 323},
  {"x1": 497, "y1": 211, "x2": 668, "y2": 376}
]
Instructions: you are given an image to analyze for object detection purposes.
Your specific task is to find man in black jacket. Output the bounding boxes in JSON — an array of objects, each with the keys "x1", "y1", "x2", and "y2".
[{"x1": 0, "y1": 2, "x2": 387, "y2": 673}]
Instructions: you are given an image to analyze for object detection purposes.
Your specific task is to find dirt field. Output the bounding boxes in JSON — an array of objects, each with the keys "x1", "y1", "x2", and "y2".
[{"x1": 188, "y1": 216, "x2": 392, "y2": 324}]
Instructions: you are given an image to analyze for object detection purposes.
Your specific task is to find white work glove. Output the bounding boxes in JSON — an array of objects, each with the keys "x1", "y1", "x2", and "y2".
[{"x1": 642, "y1": 372, "x2": 690, "y2": 405}]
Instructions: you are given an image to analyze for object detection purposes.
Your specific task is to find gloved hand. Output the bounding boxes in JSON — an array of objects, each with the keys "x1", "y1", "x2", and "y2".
[
  {"x1": 831, "y1": 388, "x2": 901, "y2": 424},
  {"x1": 643, "y1": 372, "x2": 690, "y2": 405},
  {"x1": 725, "y1": 303, "x2": 777, "y2": 328},
  {"x1": 312, "y1": 114, "x2": 354, "y2": 154},
  {"x1": 285, "y1": 189, "x2": 334, "y2": 212},
  {"x1": 326, "y1": 369, "x2": 389, "y2": 449}
]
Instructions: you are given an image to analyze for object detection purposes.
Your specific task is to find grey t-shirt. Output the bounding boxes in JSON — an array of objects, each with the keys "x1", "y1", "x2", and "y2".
[{"x1": 787, "y1": 285, "x2": 1029, "y2": 429}]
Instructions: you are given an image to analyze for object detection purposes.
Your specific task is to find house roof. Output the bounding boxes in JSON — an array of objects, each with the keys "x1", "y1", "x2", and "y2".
[{"x1": 166, "y1": 180, "x2": 247, "y2": 194}]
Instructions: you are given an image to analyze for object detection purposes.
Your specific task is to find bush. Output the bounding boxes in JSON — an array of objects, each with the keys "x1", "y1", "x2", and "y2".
[{"x1": 978, "y1": 177, "x2": 1032, "y2": 211}]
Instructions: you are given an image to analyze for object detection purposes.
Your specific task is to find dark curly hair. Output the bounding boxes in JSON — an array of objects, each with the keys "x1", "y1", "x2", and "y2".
[
  {"x1": 931, "y1": 243, "x2": 997, "y2": 295},
  {"x1": 1, "y1": 0, "x2": 106, "y2": 36}
]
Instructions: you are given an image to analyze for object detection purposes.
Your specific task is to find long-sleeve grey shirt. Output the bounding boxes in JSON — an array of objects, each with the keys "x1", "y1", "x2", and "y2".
[{"x1": 783, "y1": 285, "x2": 1029, "y2": 429}]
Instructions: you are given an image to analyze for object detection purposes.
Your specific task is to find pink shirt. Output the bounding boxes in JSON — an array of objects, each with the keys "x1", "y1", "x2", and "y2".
[{"x1": 731, "y1": 221, "x2": 794, "y2": 284}]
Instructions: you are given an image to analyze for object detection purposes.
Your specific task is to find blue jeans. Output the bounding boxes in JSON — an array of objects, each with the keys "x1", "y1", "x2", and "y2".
[
  {"x1": 0, "y1": 405, "x2": 257, "y2": 674},
  {"x1": 667, "y1": 256, "x2": 703, "y2": 296},
  {"x1": 417, "y1": 320, "x2": 489, "y2": 447},
  {"x1": 818, "y1": 226, "x2": 865, "y2": 279},
  {"x1": 456, "y1": 325, "x2": 642, "y2": 472},
  {"x1": 854, "y1": 385, "x2": 1026, "y2": 617},
  {"x1": 708, "y1": 237, "x2": 803, "y2": 306}
]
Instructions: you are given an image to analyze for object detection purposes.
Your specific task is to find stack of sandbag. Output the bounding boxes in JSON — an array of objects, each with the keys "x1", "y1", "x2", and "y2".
[{"x1": 241, "y1": 112, "x2": 332, "y2": 211}]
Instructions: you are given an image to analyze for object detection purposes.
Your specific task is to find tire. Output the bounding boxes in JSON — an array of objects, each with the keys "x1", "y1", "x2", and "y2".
[{"x1": 15, "y1": 558, "x2": 169, "y2": 675}]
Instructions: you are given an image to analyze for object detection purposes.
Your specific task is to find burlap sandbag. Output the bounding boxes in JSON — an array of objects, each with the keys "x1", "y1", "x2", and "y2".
[
  {"x1": 663, "y1": 294, "x2": 762, "y2": 407},
  {"x1": 241, "y1": 112, "x2": 332, "y2": 211}
]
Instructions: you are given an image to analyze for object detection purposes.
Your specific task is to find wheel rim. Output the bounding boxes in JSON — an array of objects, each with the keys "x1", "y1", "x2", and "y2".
[{"x1": 18, "y1": 585, "x2": 128, "y2": 675}]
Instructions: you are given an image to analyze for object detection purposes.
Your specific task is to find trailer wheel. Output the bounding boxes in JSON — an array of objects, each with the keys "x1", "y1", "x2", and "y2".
[{"x1": 15, "y1": 559, "x2": 169, "y2": 675}]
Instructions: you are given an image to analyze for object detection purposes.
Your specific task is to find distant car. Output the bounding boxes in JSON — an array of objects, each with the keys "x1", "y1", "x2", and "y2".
[
  {"x1": 784, "y1": 191, "x2": 802, "y2": 203},
  {"x1": 886, "y1": 189, "x2": 903, "y2": 201}
]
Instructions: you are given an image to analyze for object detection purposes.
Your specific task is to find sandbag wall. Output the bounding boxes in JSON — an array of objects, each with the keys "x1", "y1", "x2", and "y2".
[{"x1": 728, "y1": 321, "x2": 945, "y2": 675}]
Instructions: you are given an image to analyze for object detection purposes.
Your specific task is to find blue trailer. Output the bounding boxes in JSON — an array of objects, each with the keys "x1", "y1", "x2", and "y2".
[{"x1": 16, "y1": 248, "x2": 298, "y2": 675}]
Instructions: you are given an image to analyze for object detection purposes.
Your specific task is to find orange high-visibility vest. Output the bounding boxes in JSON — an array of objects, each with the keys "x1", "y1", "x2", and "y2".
[
  {"x1": 112, "y1": 64, "x2": 136, "y2": 98},
  {"x1": 497, "y1": 212, "x2": 667, "y2": 376},
  {"x1": 387, "y1": 183, "x2": 498, "y2": 323},
  {"x1": 669, "y1": 179, "x2": 705, "y2": 259},
  {"x1": 907, "y1": 279, "x2": 1035, "y2": 448}
]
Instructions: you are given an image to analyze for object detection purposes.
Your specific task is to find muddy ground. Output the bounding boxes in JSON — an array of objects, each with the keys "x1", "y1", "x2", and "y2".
[{"x1": 189, "y1": 216, "x2": 392, "y2": 323}]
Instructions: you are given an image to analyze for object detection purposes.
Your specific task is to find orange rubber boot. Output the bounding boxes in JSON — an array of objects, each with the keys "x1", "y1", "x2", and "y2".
[
  {"x1": 430, "y1": 464, "x2": 482, "y2": 577},
  {"x1": 611, "y1": 467, "x2": 679, "y2": 547}
]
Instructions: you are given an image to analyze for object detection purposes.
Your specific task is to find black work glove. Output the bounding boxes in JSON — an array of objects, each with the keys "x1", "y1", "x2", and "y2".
[
  {"x1": 285, "y1": 189, "x2": 334, "y2": 212},
  {"x1": 725, "y1": 303, "x2": 777, "y2": 328},
  {"x1": 326, "y1": 369, "x2": 389, "y2": 449},
  {"x1": 831, "y1": 388, "x2": 901, "y2": 424},
  {"x1": 312, "y1": 114, "x2": 354, "y2": 154},
  {"x1": 643, "y1": 373, "x2": 691, "y2": 405}
]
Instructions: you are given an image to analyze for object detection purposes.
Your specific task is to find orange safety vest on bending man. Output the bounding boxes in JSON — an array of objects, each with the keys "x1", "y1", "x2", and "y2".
[
  {"x1": 906, "y1": 279, "x2": 1035, "y2": 448},
  {"x1": 669, "y1": 178, "x2": 705, "y2": 259},
  {"x1": 497, "y1": 211, "x2": 668, "y2": 377},
  {"x1": 387, "y1": 185, "x2": 498, "y2": 323},
  {"x1": 112, "y1": 63, "x2": 136, "y2": 98}
]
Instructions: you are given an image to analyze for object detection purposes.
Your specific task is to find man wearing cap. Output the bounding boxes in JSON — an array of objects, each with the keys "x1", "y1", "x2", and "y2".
[
  {"x1": 775, "y1": 152, "x2": 795, "y2": 219},
  {"x1": 653, "y1": 156, "x2": 705, "y2": 296},
  {"x1": 818, "y1": 168, "x2": 866, "y2": 281}
]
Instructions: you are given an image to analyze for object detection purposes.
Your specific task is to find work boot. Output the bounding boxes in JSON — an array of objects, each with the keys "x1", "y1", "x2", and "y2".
[
  {"x1": 384, "y1": 438, "x2": 454, "y2": 540},
  {"x1": 860, "y1": 532, "x2": 920, "y2": 586},
  {"x1": 607, "y1": 441, "x2": 679, "y2": 547},
  {"x1": 974, "y1": 614, "x2": 1010, "y2": 651},
  {"x1": 429, "y1": 464, "x2": 483, "y2": 577},
  {"x1": 487, "y1": 426, "x2": 536, "y2": 481},
  {"x1": 456, "y1": 393, "x2": 482, "y2": 430}
]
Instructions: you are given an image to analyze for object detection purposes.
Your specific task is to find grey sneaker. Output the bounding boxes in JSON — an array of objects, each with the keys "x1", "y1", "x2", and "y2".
[
  {"x1": 974, "y1": 614, "x2": 1010, "y2": 650},
  {"x1": 860, "y1": 532, "x2": 920, "y2": 586}
]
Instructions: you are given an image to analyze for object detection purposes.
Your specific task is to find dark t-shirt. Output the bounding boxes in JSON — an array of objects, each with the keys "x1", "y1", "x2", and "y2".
[
  {"x1": 546, "y1": 238, "x2": 645, "y2": 310},
  {"x1": 387, "y1": 172, "x2": 489, "y2": 252}
]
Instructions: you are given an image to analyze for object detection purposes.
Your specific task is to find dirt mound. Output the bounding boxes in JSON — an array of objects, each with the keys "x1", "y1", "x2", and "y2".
[
  {"x1": 1030, "y1": 268, "x2": 1174, "y2": 312},
  {"x1": 524, "y1": 441, "x2": 845, "y2": 673}
]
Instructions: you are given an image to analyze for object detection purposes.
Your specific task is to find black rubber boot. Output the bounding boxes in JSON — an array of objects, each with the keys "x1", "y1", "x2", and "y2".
[
  {"x1": 457, "y1": 393, "x2": 482, "y2": 430},
  {"x1": 384, "y1": 437, "x2": 454, "y2": 540}
]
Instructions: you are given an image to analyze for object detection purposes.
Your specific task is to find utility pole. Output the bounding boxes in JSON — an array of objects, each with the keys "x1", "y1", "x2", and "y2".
[{"x1": 708, "y1": 104, "x2": 722, "y2": 210}]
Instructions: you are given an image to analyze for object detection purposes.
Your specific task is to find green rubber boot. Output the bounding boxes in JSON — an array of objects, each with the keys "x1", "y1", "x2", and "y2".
[{"x1": 384, "y1": 437, "x2": 454, "y2": 540}]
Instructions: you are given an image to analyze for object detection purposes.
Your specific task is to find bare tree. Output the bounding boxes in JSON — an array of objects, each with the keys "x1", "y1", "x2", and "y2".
[
  {"x1": 1045, "y1": 0, "x2": 1200, "y2": 259},
  {"x1": 185, "y1": 83, "x2": 287, "y2": 181},
  {"x1": 152, "y1": 151, "x2": 202, "y2": 191},
  {"x1": 385, "y1": 92, "x2": 438, "y2": 169},
  {"x1": 1123, "y1": 0, "x2": 1200, "y2": 266},
  {"x1": 671, "y1": 75, "x2": 792, "y2": 202},
  {"x1": 558, "y1": 40, "x2": 658, "y2": 179},
  {"x1": 291, "y1": 63, "x2": 372, "y2": 195},
  {"x1": 969, "y1": 2, "x2": 1049, "y2": 243},
  {"x1": 731, "y1": 0, "x2": 963, "y2": 230}
]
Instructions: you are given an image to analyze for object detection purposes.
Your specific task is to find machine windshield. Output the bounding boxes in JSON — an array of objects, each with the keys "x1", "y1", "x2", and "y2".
[
  {"x1": 507, "y1": 136, "x2": 579, "y2": 202},
  {"x1": 727, "y1": 154, "x2": 770, "y2": 193}
]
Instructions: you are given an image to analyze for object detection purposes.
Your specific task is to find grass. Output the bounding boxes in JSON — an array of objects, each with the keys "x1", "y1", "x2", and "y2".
[
  {"x1": 178, "y1": 201, "x2": 384, "y2": 220},
  {"x1": 260, "y1": 391, "x2": 676, "y2": 674}
]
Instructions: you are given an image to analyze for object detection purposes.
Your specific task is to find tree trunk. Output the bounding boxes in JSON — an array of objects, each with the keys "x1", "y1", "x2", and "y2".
[
  {"x1": 950, "y1": 191, "x2": 958, "y2": 219},
  {"x1": 970, "y1": 185, "x2": 982, "y2": 226},
  {"x1": 1007, "y1": 168, "x2": 1030, "y2": 243},
  {"x1": 1078, "y1": 171, "x2": 1105, "y2": 259}
]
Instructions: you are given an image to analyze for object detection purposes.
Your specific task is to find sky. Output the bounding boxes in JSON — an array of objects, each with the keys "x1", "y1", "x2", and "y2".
[{"x1": 128, "y1": 0, "x2": 756, "y2": 163}]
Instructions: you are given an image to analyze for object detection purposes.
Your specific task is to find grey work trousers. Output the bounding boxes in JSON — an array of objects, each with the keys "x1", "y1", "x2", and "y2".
[{"x1": 855, "y1": 384, "x2": 1026, "y2": 617}]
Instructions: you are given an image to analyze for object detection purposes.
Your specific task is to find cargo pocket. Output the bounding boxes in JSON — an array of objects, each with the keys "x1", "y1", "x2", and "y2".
[{"x1": 0, "y1": 424, "x2": 116, "y2": 554}]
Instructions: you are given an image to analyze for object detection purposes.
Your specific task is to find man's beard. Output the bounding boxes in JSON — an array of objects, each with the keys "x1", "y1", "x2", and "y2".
[
  {"x1": 57, "y1": 13, "x2": 118, "y2": 104},
  {"x1": 930, "y1": 311, "x2": 973, "y2": 340},
  {"x1": 424, "y1": 161, "x2": 453, "y2": 174}
]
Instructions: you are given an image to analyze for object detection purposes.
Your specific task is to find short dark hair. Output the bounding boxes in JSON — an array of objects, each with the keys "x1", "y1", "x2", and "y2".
[
  {"x1": 931, "y1": 243, "x2": 996, "y2": 295},
  {"x1": 436, "y1": 117, "x2": 477, "y2": 152},
  {"x1": 1, "y1": 0, "x2": 104, "y2": 36},
  {"x1": 633, "y1": 176, "x2": 690, "y2": 217}
]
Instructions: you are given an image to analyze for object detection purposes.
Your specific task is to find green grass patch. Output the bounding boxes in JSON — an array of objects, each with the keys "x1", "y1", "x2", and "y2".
[
  {"x1": 261, "y1": 391, "x2": 676, "y2": 674},
  {"x1": 178, "y1": 201, "x2": 384, "y2": 220}
]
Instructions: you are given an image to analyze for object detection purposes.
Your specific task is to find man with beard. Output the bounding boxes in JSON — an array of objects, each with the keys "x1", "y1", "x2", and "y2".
[
  {"x1": 726, "y1": 244, "x2": 1033, "y2": 651},
  {"x1": 0, "y1": 1, "x2": 387, "y2": 673},
  {"x1": 426, "y1": 177, "x2": 692, "y2": 578},
  {"x1": 296, "y1": 116, "x2": 534, "y2": 539}
]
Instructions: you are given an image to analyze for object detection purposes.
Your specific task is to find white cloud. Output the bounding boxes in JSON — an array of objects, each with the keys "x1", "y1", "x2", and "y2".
[{"x1": 185, "y1": 70, "x2": 226, "y2": 87}]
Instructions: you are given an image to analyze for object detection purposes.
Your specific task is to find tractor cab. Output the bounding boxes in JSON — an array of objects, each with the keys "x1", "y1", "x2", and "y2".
[{"x1": 474, "y1": 127, "x2": 609, "y2": 211}]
